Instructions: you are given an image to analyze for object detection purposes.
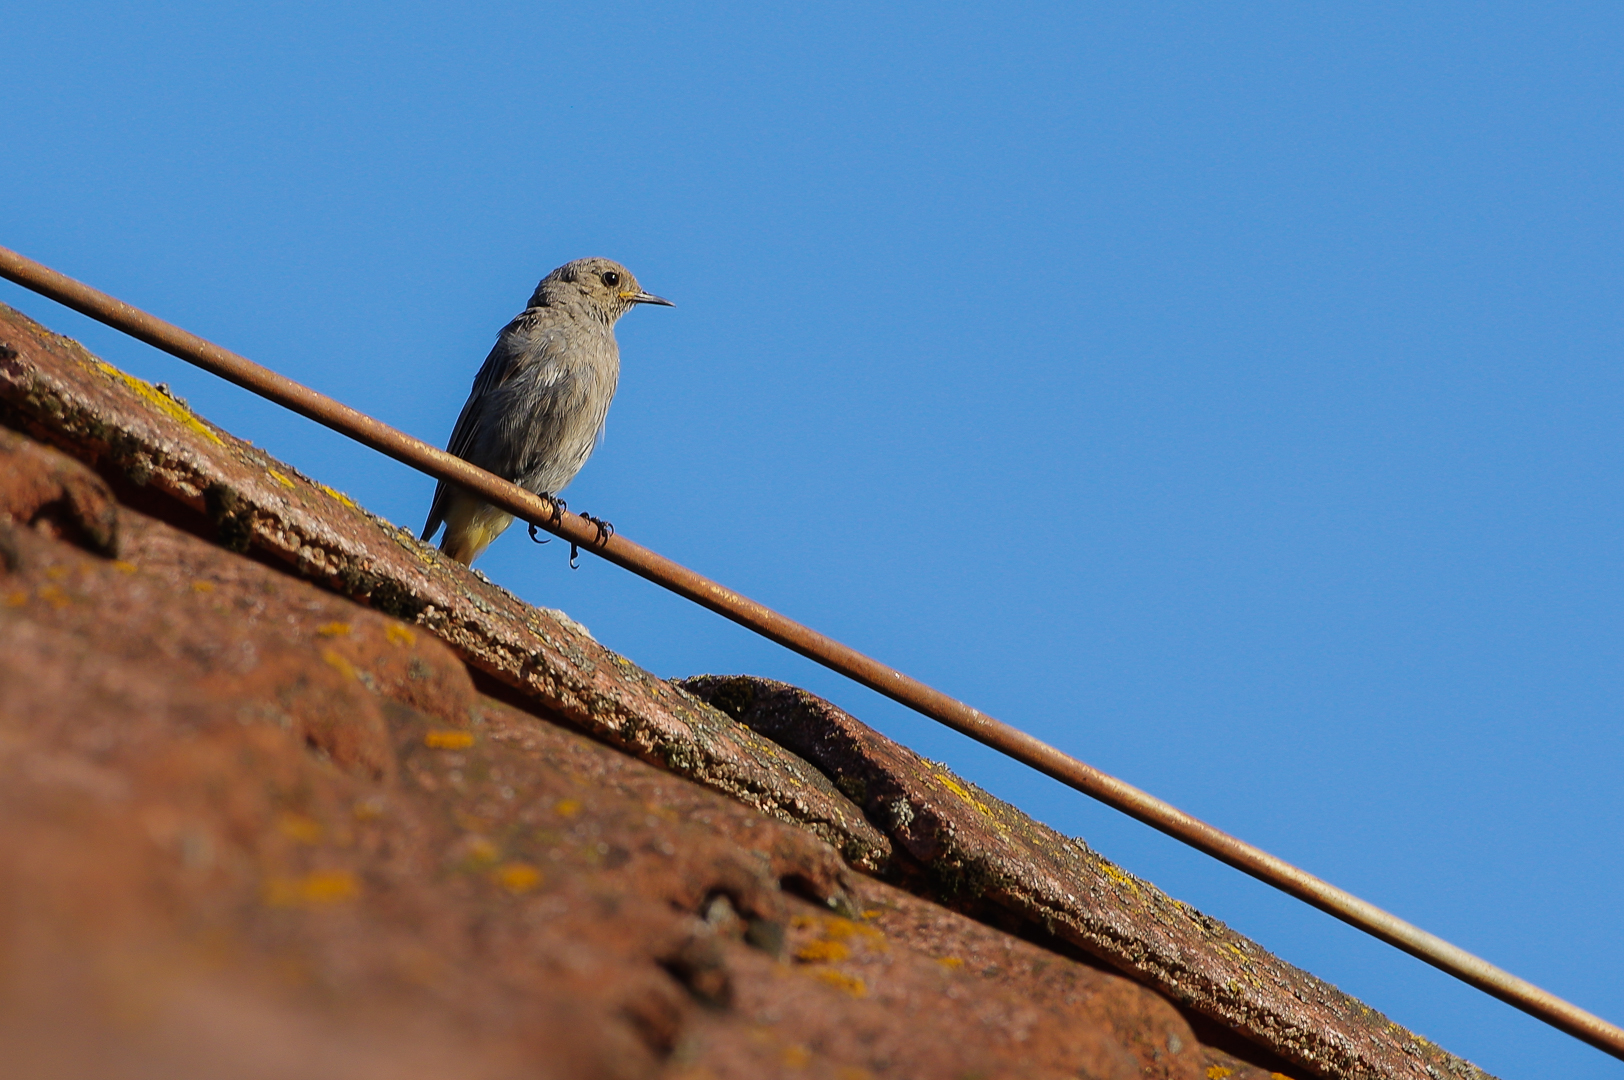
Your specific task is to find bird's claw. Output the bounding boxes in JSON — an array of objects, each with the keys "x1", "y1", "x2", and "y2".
[
  {"x1": 532, "y1": 496, "x2": 569, "y2": 551},
  {"x1": 568, "y1": 512, "x2": 613, "y2": 571}
]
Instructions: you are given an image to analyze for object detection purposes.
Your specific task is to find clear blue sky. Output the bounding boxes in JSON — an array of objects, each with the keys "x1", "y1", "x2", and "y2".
[{"x1": 5, "y1": 4, "x2": 1621, "y2": 1075}]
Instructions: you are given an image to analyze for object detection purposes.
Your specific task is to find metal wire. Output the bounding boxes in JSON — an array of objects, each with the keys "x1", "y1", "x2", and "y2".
[{"x1": 2, "y1": 242, "x2": 1619, "y2": 1060}]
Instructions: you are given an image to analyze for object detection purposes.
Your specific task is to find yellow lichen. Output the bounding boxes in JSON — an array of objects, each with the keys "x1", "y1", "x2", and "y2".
[
  {"x1": 278, "y1": 814, "x2": 324, "y2": 845},
  {"x1": 794, "y1": 940, "x2": 851, "y2": 963},
  {"x1": 316, "y1": 621, "x2": 352, "y2": 637},
  {"x1": 463, "y1": 837, "x2": 499, "y2": 865},
  {"x1": 811, "y1": 969, "x2": 867, "y2": 998},
  {"x1": 262, "y1": 870, "x2": 359, "y2": 906},
  {"x1": 781, "y1": 1044, "x2": 812, "y2": 1067},
  {"x1": 816, "y1": 917, "x2": 885, "y2": 945},
  {"x1": 424, "y1": 730, "x2": 475, "y2": 750},
  {"x1": 37, "y1": 584, "x2": 70, "y2": 610},
  {"x1": 553, "y1": 798, "x2": 582, "y2": 818},
  {"x1": 112, "y1": 560, "x2": 139, "y2": 574},
  {"x1": 318, "y1": 484, "x2": 358, "y2": 509},
  {"x1": 94, "y1": 361, "x2": 224, "y2": 446},
  {"x1": 352, "y1": 796, "x2": 386, "y2": 821},
  {"x1": 493, "y1": 862, "x2": 542, "y2": 894},
  {"x1": 1206, "y1": 1067, "x2": 1233, "y2": 1079},
  {"x1": 936, "y1": 956, "x2": 964, "y2": 969},
  {"x1": 321, "y1": 650, "x2": 358, "y2": 680},
  {"x1": 1098, "y1": 861, "x2": 1142, "y2": 895},
  {"x1": 934, "y1": 771, "x2": 994, "y2": 817},
  {"x1": 820, "y1": 918, "x2": 857, "y2": 941},
  {"x1": 191, "y1": 580, "x2": 215, "y2": 593},
  {"x1": 385, "y1": 624, "x2": 416, "y2": 647},
  {"x1": 267, "y1": 469, "x2": 296, "y2": 489}
]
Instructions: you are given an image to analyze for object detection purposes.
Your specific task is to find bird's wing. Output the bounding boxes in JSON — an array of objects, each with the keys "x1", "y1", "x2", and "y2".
[{"x1": 421, "y1": 314, "x2": 556, "y2": 541}]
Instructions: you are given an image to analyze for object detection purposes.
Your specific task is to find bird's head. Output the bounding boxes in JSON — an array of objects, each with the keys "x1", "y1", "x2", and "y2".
[{"x1": 530, "y1": 257, "x2": 674, "y2": 323}]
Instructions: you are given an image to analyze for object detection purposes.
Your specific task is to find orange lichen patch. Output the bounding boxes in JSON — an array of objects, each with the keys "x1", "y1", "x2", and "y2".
[
  {"x1": 552, "y1": 798, "x2": 582, "y2": 818},
  {"x1": 37, "y1": 584, "x2": 71, "y2": 609},
  {"x1": 321, "y1": 650, "x2": 358, "y2": 680},
  {"x1": 190, "y1": 580, "x2": 215, "y2": 593},
  {"x1": 277, "y1": 813, "x2": 324, "y2": 845},
  {"x1": 820, "y1": 918, "x2": 859, "y2": 941},
  {"x1": 794, "y1": 939, "x2": 851, "y2": 964},
  {"x1": 781, "y1": 1044, "x2": 812, "y2": 1068},
  {"x1": 318, "y1": 484, "x2": 358, "y2": 509},
  {"x1": 44, "y1": 565, "x2": 68, "y2": 580},
  {"x1": 836, "y1": 1069, "x2": 874, "y2": 1080},
  {"x1": 4, "y1": 590, "x2": 27, "y2": 607},
  {"x1": 1206, "y1": 1067, "x2": 1233, "y2": 1079},
  {"x1": 493, "y1": 862, "x2": 542, "y2": 894},
  {"x1": 262, "y1": 870, "x2": 359, "y2": 907},
  {"x1": 266, "y1": 469, "x2": 296, "y2": 489},
  {"x1": 424, "y1": 730, "x2": 475, "y2": 750},
  {"x1": 92, "y1": 360, "x2": 224, "y2": 446},
  {"x1": 112, "y1": 560, "x2": 138, "y2": 574},
  {"x1": 812, "y1": 969, "x2": 868, "y2": 998},
  {"x1": 384, "y1": 624, "x2": 416, "y2": 647},
  {"x1": 936, "y1": 956, "x2": 964, "y2": 969},
  {"x1": 316, "y1": 621, "x2": 352, "y2": 637},
  {"x1": 823, "y1": 917, "x2": 885, "y2": 944}
]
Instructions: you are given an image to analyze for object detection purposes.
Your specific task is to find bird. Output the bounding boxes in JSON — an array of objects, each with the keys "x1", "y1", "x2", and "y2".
[{"x1": 420, "y1": 257, "x2": 673, "y2": 565}]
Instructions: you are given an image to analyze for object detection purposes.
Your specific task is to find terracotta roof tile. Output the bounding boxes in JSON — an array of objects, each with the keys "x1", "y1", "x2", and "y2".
[{"x1": 0, "y1": 300, "x2": 1493, "y2": 1079}]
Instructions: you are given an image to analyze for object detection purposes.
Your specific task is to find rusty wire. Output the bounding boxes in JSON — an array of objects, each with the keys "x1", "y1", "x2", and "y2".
[{"x1": 2, "y1": 242, "x2": 1620, "y2": 1060}]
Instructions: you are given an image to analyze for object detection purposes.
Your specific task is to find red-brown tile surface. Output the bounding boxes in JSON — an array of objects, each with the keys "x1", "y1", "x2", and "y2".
[
  {"x1": 0, "y1": 300, "x2": 1493, "y2": 1079},
  {"x1": 2, "y1": 491, "x2": 1211, "y2": 1078}
]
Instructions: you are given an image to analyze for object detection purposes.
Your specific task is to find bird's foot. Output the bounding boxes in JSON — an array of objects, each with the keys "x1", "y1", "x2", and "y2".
[
  {"x1": 580, "y1": 513, "x2": 614, "y2": 545},
  {"x1": 527, "y1": 522, "x2": 552, "y2": 545},
  {"x1": 568, "y1": 513, "x2": 613, "y2": 571},
  {"x1": 548, "y1": 496, "x2": 568, "y2": 527}
]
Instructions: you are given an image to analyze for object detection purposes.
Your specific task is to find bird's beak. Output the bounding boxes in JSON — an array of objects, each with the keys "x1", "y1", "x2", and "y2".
[{"x1": 622, "y1": 290, "x2": 675, "y2": 307}]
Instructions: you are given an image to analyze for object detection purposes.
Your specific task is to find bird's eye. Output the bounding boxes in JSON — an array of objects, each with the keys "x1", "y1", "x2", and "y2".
[{"x1": 602, "y1": 271, "x2": 621, "y2": 287}]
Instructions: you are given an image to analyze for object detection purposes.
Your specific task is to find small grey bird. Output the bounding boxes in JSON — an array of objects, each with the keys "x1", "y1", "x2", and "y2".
[{"x1": 421, "y1": 257, "x2": 673, "y2": 565}]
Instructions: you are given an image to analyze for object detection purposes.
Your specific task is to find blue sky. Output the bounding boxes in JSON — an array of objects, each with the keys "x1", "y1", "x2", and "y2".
[{"x1": 4, "y1": 4, "x2": 1622, "y2": 1075}]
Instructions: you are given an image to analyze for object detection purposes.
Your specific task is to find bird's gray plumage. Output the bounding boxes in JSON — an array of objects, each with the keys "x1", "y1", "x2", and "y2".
[{"x1": 421, "y1": 257, "x2": 671, "y2": 564}]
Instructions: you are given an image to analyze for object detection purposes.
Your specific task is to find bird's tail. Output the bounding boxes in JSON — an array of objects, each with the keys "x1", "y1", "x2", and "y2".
[
  {"x1": 420, "y1": 480, "x2": 450, "y2": 543},
  {"x1": 435, "y1": 491, "x2": 514, "y2": 566}
]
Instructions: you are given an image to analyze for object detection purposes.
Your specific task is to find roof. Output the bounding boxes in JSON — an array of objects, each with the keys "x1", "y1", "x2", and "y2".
[{"x1": 0, "y1": 300, "x2": 1494, "y2": 1079}]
